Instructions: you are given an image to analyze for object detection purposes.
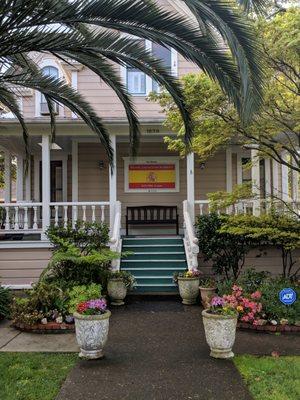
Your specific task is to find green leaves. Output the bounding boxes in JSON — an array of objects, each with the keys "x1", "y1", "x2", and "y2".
[{"x1": 0, "y1": 0, "x2": 265, "y2": 160}]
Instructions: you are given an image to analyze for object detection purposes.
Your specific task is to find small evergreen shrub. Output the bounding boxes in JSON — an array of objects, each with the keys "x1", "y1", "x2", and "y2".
[
  {"x1": 0, "y1": 286, "x2": 11, "y2": 319},
  {"x1": 109, "y1": 271, "x2": 136, "y2": 289}
]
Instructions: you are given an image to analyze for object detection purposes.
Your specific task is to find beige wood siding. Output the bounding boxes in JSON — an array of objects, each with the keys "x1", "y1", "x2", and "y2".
[
  {"x1": 0, "y1": 248, "x2": 51, "y2": 285},
  {"x1": 199, "y1": 247, "x2": 300, "y2": 277},
  {"x1": 195, "y1": 150, "x2": 227, "y2": 199}
]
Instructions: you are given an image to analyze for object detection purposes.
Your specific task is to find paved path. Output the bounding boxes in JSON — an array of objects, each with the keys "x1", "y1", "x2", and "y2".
[{"x1": 1, "y1": 297, "x2": 299, "y2": 400}]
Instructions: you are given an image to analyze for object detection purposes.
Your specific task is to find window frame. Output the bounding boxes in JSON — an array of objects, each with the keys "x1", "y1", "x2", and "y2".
[{"x1": 121, "y1": 40, "x2": 178, "y2": 97}]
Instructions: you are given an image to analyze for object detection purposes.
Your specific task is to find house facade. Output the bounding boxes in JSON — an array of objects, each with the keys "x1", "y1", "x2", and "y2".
[{"x1": 0, "y1": 0, "x2": 299, "y2": 290}]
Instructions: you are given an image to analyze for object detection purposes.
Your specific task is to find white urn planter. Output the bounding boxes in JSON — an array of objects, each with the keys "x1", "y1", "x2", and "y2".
[
  {"x1": 199, "y1": 287, "x2": 217, "y2": 309},
  {"x1": 74, "y1": 310, "x2": 111, "y2": 359},
  {"x1": 108, "y1": 278, "x2": 127, "y2": 306},
  {"x1": 202, "y1": 310, "x2": 237, "y2": 359},
  {"x1": 178, "y1": 277, "x2": 200, "y2": 305}
]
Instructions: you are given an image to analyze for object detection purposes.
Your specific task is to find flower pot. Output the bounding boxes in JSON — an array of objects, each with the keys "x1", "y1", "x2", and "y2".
[
  {"x1": 74, "y1": 310, "x2": 111, "y2": 359},
  {"x1": 108, "y1": 278, "x2": 127, "y2": 306},
  {"x1": 199, "y1": 287, "x2": 217, "y2": 309},
  {"x1": 202, "y1": 309, "x2": 237, "y2": 359},
  {"x1": 177, "y1": 277, "x2": 200, "y2": 305}
]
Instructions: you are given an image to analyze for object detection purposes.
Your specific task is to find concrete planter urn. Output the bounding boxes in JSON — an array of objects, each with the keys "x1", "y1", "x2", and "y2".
[
  {"x1": 108, "y1": 278, "x2": 127, "y2": 306},
  {"x1": 202, "y1": 310, "x2": 237, "y2": 359},
  {"x1": 178, "y1": 277, "x2": 200, "y2": 305},
  {"x1": 199, "y1": 287, "x2": 217, "y2": 309},
  {"x1": 74, "y1": 310, "x2": 111, "y2": 359}
]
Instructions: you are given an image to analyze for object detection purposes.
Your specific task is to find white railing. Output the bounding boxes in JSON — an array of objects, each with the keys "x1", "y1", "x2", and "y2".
[
  {"x1": 0, "y1": 202, "x2": 42, "y2": 232},
  {"x1": 49, "y1": 202, "x2": 110, "y2": 228},
  {"x1": 109, "y1": 201, "x2": 122, "y2": 271},
  {"x1": 195, "y1": 199, "x2": 300, "y2": 217},
  {"x1": 183, "y1": 200, "x2": 199, "y2": 270}
]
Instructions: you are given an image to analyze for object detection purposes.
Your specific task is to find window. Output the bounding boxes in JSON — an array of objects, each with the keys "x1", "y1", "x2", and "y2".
[
  {"x1": 40, "y1": 66, "x2": 59, "y2": 115},
  {"x1": 152, "y1": 43, "x2": 172, "y2": 92},
  {"x1": 125, "y1": 41, "x2": 175, "y2": 95}
]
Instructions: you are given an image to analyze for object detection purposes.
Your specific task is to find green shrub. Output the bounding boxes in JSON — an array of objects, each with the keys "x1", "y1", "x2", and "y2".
[
  {"x1": 67, "y1": 284, "x2": 102, "y2": 314},
  {"x1": 196, "y1": 213, "x2": 252, "y2": 280},
  {"x1": 259, "y1": 278, "x2": 300, "y2": 324},
  {"x1": 41, "y1": 222, "x2": 119, "y2": 289},
  {"x1": 0, "y1": 286, "x2": 11, "y2": 319},
  {"x1": 46, "y1": 221, "x2": 109, "y2": 253},
  {"x1": 11, "y1": 282, "x2": 68, "y2": 326},
  {"x1": 220, "y1": 214, "x2": 300, "y2": 278}
]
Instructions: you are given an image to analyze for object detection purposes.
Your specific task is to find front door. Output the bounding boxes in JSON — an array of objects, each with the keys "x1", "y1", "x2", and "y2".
[{"x1": 40, "y1": 160, "x2": 63, "y2": 219}]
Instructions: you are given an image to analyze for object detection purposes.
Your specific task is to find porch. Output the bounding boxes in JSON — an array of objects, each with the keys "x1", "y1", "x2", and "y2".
[{"x1": 0, "y1": 131, "x2": 299, "y2": 287}]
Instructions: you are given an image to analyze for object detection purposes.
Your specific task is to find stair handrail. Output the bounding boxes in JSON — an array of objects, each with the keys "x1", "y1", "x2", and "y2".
[
  {"x1": 109, "y1": 201, "x2": 122, "y2": 271},
  {"x1": 183, "y1": 200, "x2": 199, "y2": 270}
]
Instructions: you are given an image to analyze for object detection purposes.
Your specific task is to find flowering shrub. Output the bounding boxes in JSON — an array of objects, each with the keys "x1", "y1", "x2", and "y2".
[
  {"x1": 209, "y1": 296, "x2": 237, "y2": 316},
  {"x1": 223, "y1": 285, "x2": 262, "y2": 325},
  {"x1": 76, "y1": 298, "x2": 107, "y2": 316},
  {"x1": 173, "y1": 268, "x2": 201, "y2": 283}
]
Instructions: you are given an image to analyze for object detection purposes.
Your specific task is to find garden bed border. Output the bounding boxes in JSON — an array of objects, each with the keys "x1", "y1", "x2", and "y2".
[
  {"x1": 13, "y1": 322, "x2": 75, "y2": 334},
  {"x1": 237, "y1": 322, "x2": 300, "y2": 333}
]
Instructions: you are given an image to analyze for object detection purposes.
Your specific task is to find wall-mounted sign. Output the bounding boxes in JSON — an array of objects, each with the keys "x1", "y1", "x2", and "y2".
[
  {"x1": 279, "y1": 288, "x2": 297, "y2": 305},
  {"x1": 124, "y1": 157, "x2": 180, "y2": 193}
]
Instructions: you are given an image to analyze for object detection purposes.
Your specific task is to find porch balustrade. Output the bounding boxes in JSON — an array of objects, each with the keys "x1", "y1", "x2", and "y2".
[
  {"x1": 194, "y1": 199, "x2": 300, "y2": 217},
  {"x1": 0, "y1": 201, "x2": 111, "y2": 233}
]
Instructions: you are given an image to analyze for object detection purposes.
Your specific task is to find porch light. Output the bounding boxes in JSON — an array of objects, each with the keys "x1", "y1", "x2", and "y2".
[{"x1": 199, "y1": 162, "x2": 205, "y2": 170}]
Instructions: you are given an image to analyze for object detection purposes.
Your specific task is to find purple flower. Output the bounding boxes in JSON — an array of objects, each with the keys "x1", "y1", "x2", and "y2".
[
  {"x1": 211, "y1": 296, "x2": 225, "y2": 307},
  {"x1": 87, "y1": 298, "x2": 107, "y2": 311}
]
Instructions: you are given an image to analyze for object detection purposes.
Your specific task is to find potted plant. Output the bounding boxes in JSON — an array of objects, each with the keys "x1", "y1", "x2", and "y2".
[
  {"x1": 107, "y1": 271, "x2": 136, "y2": 306},
  {"x1": 74, "y1": 297, "x2": 111, "y2": 359},
  {"x1": 173, "y1": 268, "x2": 201, "y2": 305},
  {"x1": 202, "y1": 296, "x2": 238, "y2": 359},
  {"x1": 199, "y1": 277, "x2": 217, "y2": 309}
]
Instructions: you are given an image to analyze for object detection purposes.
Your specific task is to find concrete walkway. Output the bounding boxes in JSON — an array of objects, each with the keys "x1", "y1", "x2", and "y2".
[{"x1": 1, "y1": 297, "x2": 299, "y2": 400}]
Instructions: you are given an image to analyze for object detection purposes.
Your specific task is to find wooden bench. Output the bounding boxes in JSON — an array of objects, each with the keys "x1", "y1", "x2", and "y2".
[{"x1": 126, "y1": 206, "x2": 179, "y2": 235}]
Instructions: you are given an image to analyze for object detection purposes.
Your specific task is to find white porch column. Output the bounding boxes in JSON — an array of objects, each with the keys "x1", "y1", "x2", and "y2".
[
  {"x1": 251, "y1": 148, "x2": 261, "y2": 216},
  {"x1": 272, "y1": 159, "x2": 280, "y2": 197},
  {"x1": 72, "y1": 140, "x2": 78, "y2": 201},
  {"x1": 187, "y1": 152, "x2": 195, "y2": 223},
  {"x1": 42, "y1": 134, "x2": 51, "y2": 239},
  {"x1": 16, "y1": 155, "x2": 24, "y2": 201},
  {"x1": 264, "y1": 158, "x2": 272, "y2": 197},
  {"x1": 4, "y1": 150, "x2": 12, "y2": 203},
  {"x1": 291, "y1": 160, "x2": 299, "y2": 202},
  {"x1": 281, "y1": 152, "x2": 289, "y2": 201},
  {"x1": 109, "y1": 134, "x2": 117, "y2": 231},
  {"x1": 226, "y1": 147, "x2": 233, "y2": 192}
]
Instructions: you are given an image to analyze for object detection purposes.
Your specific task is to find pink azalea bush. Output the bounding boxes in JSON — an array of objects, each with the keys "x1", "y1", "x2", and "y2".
[{"x1": 222, "y1": 285, "x2": 262, "y2": 325}]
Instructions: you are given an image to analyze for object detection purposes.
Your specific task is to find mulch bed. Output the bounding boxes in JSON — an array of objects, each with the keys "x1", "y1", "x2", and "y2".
[
  {"x1": 237, "y1": 321, "x2": 300, "y2": 334},
  {"x1": 14, "y1": 321, "x2": 75, "y2": 334}
]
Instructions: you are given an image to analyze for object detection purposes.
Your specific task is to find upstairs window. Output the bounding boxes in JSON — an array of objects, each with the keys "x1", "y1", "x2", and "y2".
[
  {"x1": 40, "y1": 66, "x2": 59, "y2": 115},
  {"x1": 152, "y1": 43, "x2": 172, "y2": 92},
  {"x1": 125, "y1": 40, "x2": 176, "y2": 95}
]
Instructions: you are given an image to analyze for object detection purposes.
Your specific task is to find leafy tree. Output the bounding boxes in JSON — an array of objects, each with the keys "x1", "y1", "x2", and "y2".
[
  {"x1": 220, "y1": 214, "x2": 300, "y2": 278},
  {"x1": 151, "y1": 7, "x2": 299, "y2": 172},
  {"x1": 0, "y1": 0, "x2": 265, "y2": 162}
]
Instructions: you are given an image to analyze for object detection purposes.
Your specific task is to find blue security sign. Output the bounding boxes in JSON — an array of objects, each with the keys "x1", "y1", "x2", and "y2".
[{"x1": 279, "y1": 288, "x2": 297, "y2": 305}]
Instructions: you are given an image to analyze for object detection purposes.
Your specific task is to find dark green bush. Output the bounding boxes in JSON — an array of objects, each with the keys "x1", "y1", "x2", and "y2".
[
  {"x1": 0, "y1": 286, "x2": 11, "y2": 319},
  {"x1": 41, "y1": 222, "x2": 118, "y2": 289},
  {"x1": 259, "y1": 278, "x2": 300, "y2": 324},
  {"x1": 196, "y1": 213, "x2": 252, "y2": 280}
]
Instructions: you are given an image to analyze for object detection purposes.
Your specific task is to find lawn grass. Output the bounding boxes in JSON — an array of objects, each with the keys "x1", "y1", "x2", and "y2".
[
  {"x1": 0, "y1": 352, "x2": 77, "y2": 400},
  {"x1": 234, "y1": 355, "x2": 300, "y2": 400}
]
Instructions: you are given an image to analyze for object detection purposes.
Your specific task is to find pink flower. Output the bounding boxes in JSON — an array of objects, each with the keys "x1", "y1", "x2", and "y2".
[{"x1": 251, "y1": 291, "x2": 262, "y2": 300}]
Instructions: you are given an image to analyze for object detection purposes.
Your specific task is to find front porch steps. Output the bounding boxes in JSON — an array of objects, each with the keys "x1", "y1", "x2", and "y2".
[{"x1": 121, "y1": 236, "x2": 188, "y2": 293}]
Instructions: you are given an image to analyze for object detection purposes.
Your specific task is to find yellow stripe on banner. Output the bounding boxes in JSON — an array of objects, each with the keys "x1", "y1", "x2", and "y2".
[{"x1": 129, "y1": 170, "x2": 176, "y2": 184}]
